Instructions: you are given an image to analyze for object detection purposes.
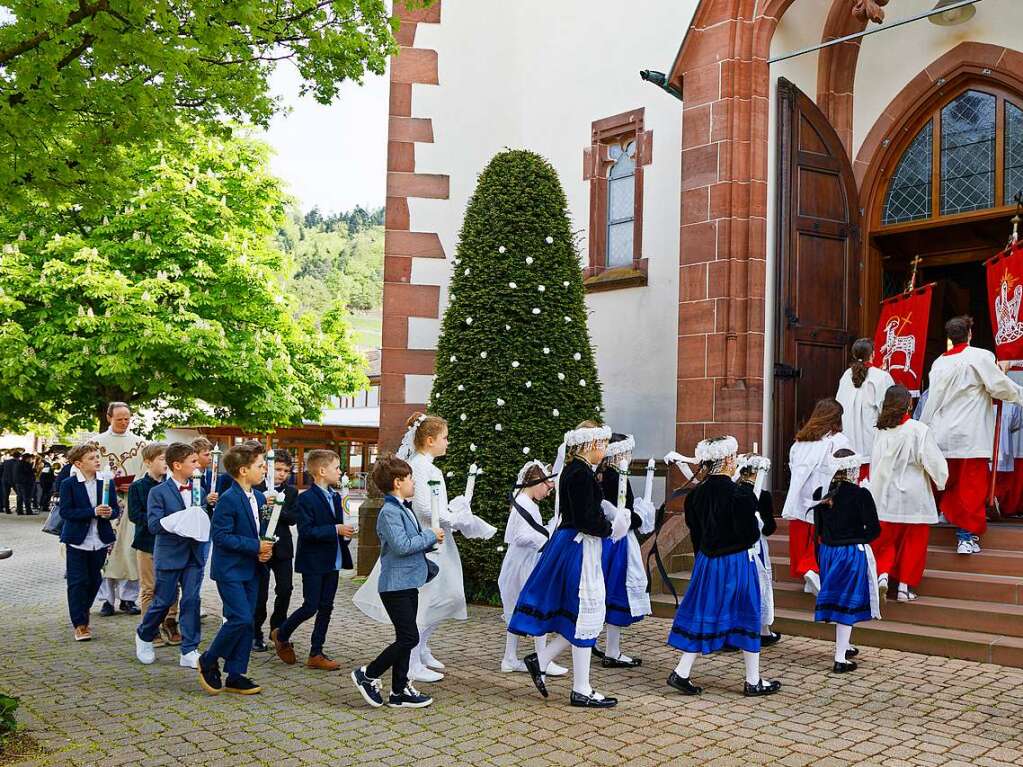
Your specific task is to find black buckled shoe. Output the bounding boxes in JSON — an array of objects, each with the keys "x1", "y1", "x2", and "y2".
[
  {"x1": 833, "y1": 660, "x2": 858, "y2": 674},
  {"x1": 743, "y1": 679, "x2": 782, "y2": 697},
  {"x1": 760, "y1": 632, "x2": 782, "y2": 647},
  {"x1": 845, "y1": 646, "x2": 859, "y2": 658},
  {"x1": 666, "y1": 672, "x2": 702, "y2": 696},
  {"x1": 569, "y1": 690, "x2": 617, "y2": 708},
  {"x1": 601, "y1": 654, "x2": 642, "y2": 669},
  {"x1": 523, "y1": 653, "x2": 548, "y2": 698}
]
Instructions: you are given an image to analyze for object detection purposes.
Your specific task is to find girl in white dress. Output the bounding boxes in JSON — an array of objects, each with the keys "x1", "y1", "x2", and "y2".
[
  {"x1": 498, "y1": 460, "x2": 566, "y2": 676},
  {"x1": 836, "y1": 338, "x2": 895, "y2": 481}
]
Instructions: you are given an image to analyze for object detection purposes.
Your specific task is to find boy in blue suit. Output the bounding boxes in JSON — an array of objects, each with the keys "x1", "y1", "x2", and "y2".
[
  {"x1": 135, "y1": 442, "x2": 210, "y2": 668},
  {"x1": 271, "y1": 449, "x2": 353, "y2": 671},
  {"x1": 198, "y1": 443, "x2": 273, "y2": 695},
  {"x1": 60, "y1": 442, "x2": 121, "y2": 642},
  {"x1": 351, "y1": 455, "x2": 441, "y2": 708},
  {"x1": 192, "y1": 437, "x2": 220, "y2": 506}
]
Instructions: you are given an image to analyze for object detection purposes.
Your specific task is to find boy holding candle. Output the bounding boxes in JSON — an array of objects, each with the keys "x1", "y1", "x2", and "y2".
[
  {"x1": 135, "y1": 443, "x2": 210, "y2": 669},
  {"x1": 60, "y1": 442, "x2": 121, "y2": 642},
  {"x1": 271, "y1": 449, "x2": 354, "y2": 671},
  {"x1": 198, "y1": 443, "x2": 273, "y2": 695},
  {"x1": 253, "y1": 449, "x2": 298, "y2": 652},
  {"x1": 192, "y1": 437, "x2": 220, "y2": 506}
]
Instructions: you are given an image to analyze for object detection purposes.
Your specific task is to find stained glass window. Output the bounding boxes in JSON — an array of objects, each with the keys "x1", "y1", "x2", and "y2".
[
  {"x1": 941, "y1": 90, "x2": 996, "y2": 215},
  {"x1": 1006, "y1": 102, "x2": 1023, "y2": 206},
  {"x1": 607, "y1": 141, "x2": 636, "y2": 268},
  {"x1": 882, "y1": 123, "x2": 933, "y2": 225}
]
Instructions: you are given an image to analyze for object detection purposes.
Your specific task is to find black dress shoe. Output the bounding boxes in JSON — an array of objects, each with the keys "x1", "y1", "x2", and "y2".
[
  {"x1": 743, "y1": 679, "x2": 782, "y2": 697},
  {"x1": 845, "y1": 646, "x2": 859, "y2": 658},
  {"x1": 523, "y1": 653, "x2": 548, "y2": 698},
  {"x1": 224, "y1": 674, "x2": 262, "y2": 695},
  {"x1": 119, "y1": 600, "x2": 141, "y2": 615},
  {"x1": 601, "y1": 654, "x2": 642, "y2": 669},
  {"x1": 197, "y1": 655, "x2": 223, "y2": 695},
  {"x1": 590, "y1": 646, "x2": 606, "y2": 659},
  {"x1": 666, "y1": 672, "x2": 702, "y2": 695},
  {"x1": 833, "y1": 660, "x2": 858, "y2": 674},
  {"x1": 99, "y1": 601, "x2": 115, "y2": 617},
  {"x1": 252, "y1": 637, "x2": 268, "y2": 652},
  {"x1": 569, "y1": 690, "x2": 617, "y2": 708},
  {"x1": 760, "y1": 632, "x2": 782, "y2": 647}
]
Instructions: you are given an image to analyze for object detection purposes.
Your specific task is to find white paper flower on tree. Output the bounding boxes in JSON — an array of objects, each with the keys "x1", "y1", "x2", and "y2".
[
  {"x1": 564, "y1": 316, "x2": 572, "y2": 323},
  {"x1": 545, "y1": 236, "x2": 554, "y2": 244},
  {"x1": 573, "y1": 352, "x2": 581, "y2": 361},
  {"x1": 523, "y1": 447, "x2": 531, "y2": 454},
  {"x1": 511, "y1": 361, "x2": 520, "y2": 368},
  {"x1": 525, "y1": 381, "x2": 532, "y2": 388},
  {"x1": 470, "y1": 443, "x2": 478, "y2": 452},
  {"x1": 579, "y1": 379, "x2": 587, "y2": 387},
  {"x1": 558, "y1": 373, "x2": 565, "y2": 380},
  {"x1": 563, "y1": 281, "x2": 570, "y2": 287},
  {"x1": 460, "y1": 413, "x2": 467, "y2": 421},
  {"x1": 497, "y1": 398, "x2": 505, "y2": 406},
  {"x1": 454, "y1": 258, "x2": 461, "y2": 265},
  {"x1": 450, "y1": 355, "x2": 457, "y2": 362},
  {"x1": 497, "y1": 545, "x2": 505, "y2": 553},
  {"x1": 532, "y1": 308, "x2": 541, "y2": 315},
  {"x1": 509, "y1": 282, "x2": 517, "y2": 289},
  {"x1": 458, "y1": 384, "x2": 465, "y2": 391},
  {"x1": 525, "y1": 257, "x2": 534, "y2": 265},
  {"x1": 505, "y1": 324, "x2": 511, "y2": 331},
  {"x1": 495, "y1": 423, "x2": 503, "y2": 431},
  {"x1": 543, "y1": 347, "x2": 550, "y2": 355},
  {"x1": 499, "y1": 246, "x2": 507, "y2": 254},
  {"x1": 537, "y1": 285, "x2": 545, "y2": 292},
  {"x1": 480, "y1": 351, "x2": 487, "y2": 359},
  {"x1": 464, "y1": 268, "x2": 471, "y2": 276},
  {"x1": 465, "y1": 317, "x2": 473, "y2": 325},
  {"x1": 446, "y1": 471, "x2": 454, "y2": 478},
  {"x1": 553, "y1": 408, "x2": 560, "y2": 416}
]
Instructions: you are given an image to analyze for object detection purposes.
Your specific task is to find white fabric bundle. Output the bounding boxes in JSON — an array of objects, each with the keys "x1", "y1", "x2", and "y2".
[
  {"x1": 624, "y1": 532, "x2": 652, "y2": 617},
  {"x1": 574, "y1": 533, "x2": 606, "y2": 640},
  {"x1": 446, "y1": 494, "x2": 497, "y2": 540},
  {"x1": 633, "y1": 496, "x2": 656, "y2": 535},
  {"x1": 159, "y1": 506, "x2": 211, "y2": 542}
]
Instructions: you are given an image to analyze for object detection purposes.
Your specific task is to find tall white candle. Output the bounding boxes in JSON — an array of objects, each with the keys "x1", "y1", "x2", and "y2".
[
  {"x1": 100, "y1": 478, "x2": 110, "y2": 507},
  {"x1": 190, "y1": 469, "x2": 202, "y2": 507},
  {"x1": 210, "y1": 445, "x2": 221, "y2": 489},
  {"x1": 265, "y1": 448, "x2": 275, "y2": 494},
  {"x1": 643, "y1": 458, "x2": 655, "y2": 505},
  {"x1": 428, "y1": 479, "x2": 441, "y2": 529},
  {"x1": 464, "y1": 463, "x2": 480, "y2": 506},
  {"x1": 264, "y1": 501, "x2": 282, "y2": 540},
  {"x1": 617, "y1": 460, "x2": 628, "y2": 510}
]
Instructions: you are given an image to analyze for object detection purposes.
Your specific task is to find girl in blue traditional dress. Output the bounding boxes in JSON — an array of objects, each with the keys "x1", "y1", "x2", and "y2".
[
  {"x1": 737, "y1": 453, "x2": 782, "y2": 646},
  {"x1": 592, "y1": 433, "x2": 655, "y2": 669},
  {"x1": 509, "y1": 422, "x2": 619, "y2": 709},
  {"x1": 811, "y1": 448, "x2": 882, "y2": 673},
  {"x1": 666, "y1": 436, "x2": 782, "y2": 697}
]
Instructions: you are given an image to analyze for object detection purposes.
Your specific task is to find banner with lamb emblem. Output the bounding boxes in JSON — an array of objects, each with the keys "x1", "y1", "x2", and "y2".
[
  {"x1": 872, "y1": 283, "x2": 933, "y2": 397},
  {"x1": 986, "y1": 239, "x2": 1023, "y2": 362}
]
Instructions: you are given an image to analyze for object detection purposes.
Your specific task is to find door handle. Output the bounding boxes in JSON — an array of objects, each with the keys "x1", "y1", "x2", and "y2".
[
  {"x1": 785, "y1": 307, "x2": 800, "y2": 327},
  {"x1": 774, "y1": 363, "x2": 802, "y2": 379}
]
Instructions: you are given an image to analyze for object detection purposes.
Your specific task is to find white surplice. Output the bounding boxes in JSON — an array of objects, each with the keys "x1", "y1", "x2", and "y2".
[
  {"x1": 780, "y1": 431, "x2": 853, "y2": 523},
  {"x1": 869, "y1": 419, "x2": 948, "y2": 525},
  {"x1": 919, "y1": 346, "x2": 1023, "y2": 458},
  {"x1": 836, "y1": 366, "x2": 895, "y2": 461}
]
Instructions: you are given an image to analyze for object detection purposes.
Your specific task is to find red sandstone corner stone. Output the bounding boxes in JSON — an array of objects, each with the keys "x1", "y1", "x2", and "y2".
[
  {"x1": 386, "y1": 230, "x2": 445, "y2": 258},
  {"x1": 678, "y1": 299, "x2": 717, "y2": 335},
  {"x1": 677, "y1": 335, "x2": 709, "y2": 379},
  {"x1": 391, "y1": 48, "x2": 439, "y2": 85},
  {"x1": 679, "y1": 263, "x2": 708, "y2": 302},
  {"x1": 387, "y1": 172, "x2": 449, "y2": 200},
  {"x1": 680, "y1": 221, "x2": 717, "y2": 264},
  {"x1": 387, "y1": 141, "x2": 415, "y2": 173}
]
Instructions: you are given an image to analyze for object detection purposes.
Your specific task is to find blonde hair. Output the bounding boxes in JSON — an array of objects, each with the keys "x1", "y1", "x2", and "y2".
[
  {"x1": 306, "y1": 449, "x2": 340, "y2": 476},
  {"x1": 141, "y1": 442, "x2": 168, "y2": 462},
  {"x1": 407, "y1": 411, "x2": 447, "y2": 451}
]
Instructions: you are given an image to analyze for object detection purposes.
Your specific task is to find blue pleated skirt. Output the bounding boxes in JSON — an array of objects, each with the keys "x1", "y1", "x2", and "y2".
[
  {"x1": 508, "y1": 528, "x2": 595, "y2": 648},
  {"x1": 667, "y1": 549, "x2": 761, "y2": 654},
  {"x1": 601, "y1": 538, "x2": 644, "y2": 628},
  {"x1": 815, "y1": 543, "x2": 874, "y2": 625}
]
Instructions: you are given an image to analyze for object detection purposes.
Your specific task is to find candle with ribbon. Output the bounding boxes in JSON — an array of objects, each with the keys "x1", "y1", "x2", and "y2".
[
  {"x1": 616, "y1": 459, "x2": 629, "y2": 511},
  {"x1": 265, "y1": 448, "x2": 275, "y2": 494},
  {"x1": 642, "y1": 458, "x2": 655, "y2": 505},
  {"x1": 428, "y1": 478, "x2": 441, "y2": 529},
  {"x1": 263, "y1": 496, "x2": 283, "y2": 542},
  {"x1": 464, "y1": 463, "x2": 481, "y2": 506},
  {"x1": 210, "y1": 444, "x2": 221, "y2": 490},
  {"x1": 190, "y1": 469, "x2": 202, "y2": 508}
]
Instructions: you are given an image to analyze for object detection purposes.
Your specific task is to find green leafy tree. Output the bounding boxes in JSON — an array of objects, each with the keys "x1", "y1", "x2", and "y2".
[
  {"x1": 429, "y1": 150, "x2": 604, "y2": 601},
  {"x1": 0, "y1": 1, "x2": 414, "y2": 214},
  {"x1": 0, "y1": 128, "x2": 368, "y2": 433}
]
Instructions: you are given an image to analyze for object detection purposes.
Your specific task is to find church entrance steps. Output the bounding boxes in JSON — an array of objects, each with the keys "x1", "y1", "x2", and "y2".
[{"x1": 773, "y1": 518, "x2": 1023, "y2": 551}]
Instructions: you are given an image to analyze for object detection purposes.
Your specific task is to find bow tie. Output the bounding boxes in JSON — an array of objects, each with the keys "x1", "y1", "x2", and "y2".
[
  {"x1": 178, "y1": 484, "x2": 191, "y2": 492},
  {"x1": 402, "y1": 501, "x2": 414, "y2": 512}
]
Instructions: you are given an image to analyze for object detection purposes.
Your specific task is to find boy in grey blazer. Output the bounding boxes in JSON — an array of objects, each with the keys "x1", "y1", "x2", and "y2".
[{"x1": 352, "y1": 455, "x2": 444, "y2": 708}]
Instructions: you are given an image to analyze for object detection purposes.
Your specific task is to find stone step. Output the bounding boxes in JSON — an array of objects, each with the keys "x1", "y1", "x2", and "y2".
[
  {"x1": 773, "y1": 518, "x2": 1023, "y2": 550},
  {"x1": 662, "y1": 571, "x2": 1023, "y2": 636},
  {"x1": 650, "y1": 596, "x2": 1023, "y2": 668}
]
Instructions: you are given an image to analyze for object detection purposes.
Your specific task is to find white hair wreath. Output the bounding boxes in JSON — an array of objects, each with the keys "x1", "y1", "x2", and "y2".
[
  {"x1": 830, "y1": 452, "x2": 865, "y2": 473},
  {"x1": 738, "y1": 454, "x2": 771, "y2": 473},
  {"x1": 695, "y1": 436, "x2": 738, "y2": 463},
  {"x1": 397, "y1": 414, "x2": 427, "y2": 461},
  {"x1": 604, "y1": 434, "x2": 635, "y2": 459},
  {"x1": 563, "y1": 425, "x2": 611, "y2": 447}
]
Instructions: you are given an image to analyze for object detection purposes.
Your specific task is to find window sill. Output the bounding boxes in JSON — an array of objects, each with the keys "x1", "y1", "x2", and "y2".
[{"x1": 583, "y1": 265, "x2": 648, "y2": 293}]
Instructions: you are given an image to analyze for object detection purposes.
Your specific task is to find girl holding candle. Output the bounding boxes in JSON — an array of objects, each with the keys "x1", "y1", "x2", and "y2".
[
  {"x1": 593, "y1": 433, "x2": 655, "y2": 669},
  {"x1": 737, "y1": 453, "x2": 781, "y2": 645},
  {"x1": 497, "y1": 460, "x2": 567, "y2": 676}
]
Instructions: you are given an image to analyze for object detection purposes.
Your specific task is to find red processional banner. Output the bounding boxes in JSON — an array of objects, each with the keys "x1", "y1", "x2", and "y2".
[
  {"x1": 986, "y1": 240, "x2": 1023, "y2": 362},
  {"x1": 872, "y1": 283, "x2": 934, "y2": 396}
]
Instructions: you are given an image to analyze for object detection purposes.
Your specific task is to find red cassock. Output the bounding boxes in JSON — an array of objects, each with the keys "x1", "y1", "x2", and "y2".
[
  {"x1": 937, "y1": 458, "x2": 990, "y2": 536},
  {"x1": 872, "y1": 522, "x2": 930, "y2": 588},
  {"x1": 787, "y1": 519, "x2": 818, "y2": 578},
  {"x1": 995, "y1": 459, "x2": 1023, "y2": 517}
]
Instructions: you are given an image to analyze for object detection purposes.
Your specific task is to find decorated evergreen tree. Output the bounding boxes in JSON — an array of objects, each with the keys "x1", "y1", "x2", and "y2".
[{"x1": 430, "y1": 149, "x2": 604, "y2": 600}]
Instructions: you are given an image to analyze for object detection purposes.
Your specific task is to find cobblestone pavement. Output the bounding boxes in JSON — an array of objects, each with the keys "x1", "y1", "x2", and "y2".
[{"x1": 3, "y1": 513, "x2": 1023, "y2": 767}]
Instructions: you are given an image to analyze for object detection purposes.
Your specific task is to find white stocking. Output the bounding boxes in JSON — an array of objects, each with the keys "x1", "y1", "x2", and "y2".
[
  {"x1": 742, "y1": 651, "x2": 760, "y2": 685},
  {"x1": 761, "y1": 623, "x2": 772, "y2": 636},
  {"x1": 571, "y1": 644, "x2": 593, "y2": 697},
  {"x1": 605, "y1": 625, "x2": 625, "y2": 660},
  {"x1": 835, "y1": 623, "x2": 853, "y2": 663},
  {"x1": 537, "y1": 634, "x2": 570, "y2": 671},
  {"x1": 534, "y1": 634, "x2": 547, "y2": 658},
  {"x1": 504, "y1": 633, "x2": 519, "y2": 663},
  {"x1": 674, "y1": 652, "x2": 697, "y2": 679},
  {"x1": 416, "y1": 622, "x2": 439, "y2": 663}
]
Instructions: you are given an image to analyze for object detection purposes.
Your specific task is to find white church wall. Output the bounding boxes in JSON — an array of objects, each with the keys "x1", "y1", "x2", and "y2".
[{"x1": 407, "y1": 0, "x2": 698, "y2": 460}]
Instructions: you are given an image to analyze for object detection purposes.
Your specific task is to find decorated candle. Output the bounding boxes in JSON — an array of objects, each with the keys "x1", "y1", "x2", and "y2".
[
  {"x1": 100, "y1": 477, "x2": 110, "y2": 507},
  {"x1": 265, "y1": 448, "x2": 275, "y2": 494},
  {"x1": 191, "y1": 469, "x2": 202, "y2": 508},
  {"x1": 465, "y1": 463, "x2": 480, "y2": 506},
  {"x1": 210, "y1": 444, "x2": 221, "y2": 489},
  {"x1": 617, "y1": 460, "x2": 628, "y2": 511},
  {"x1": 643, "y1": 458, "x2": 656, "y2": 505},
  {"x1": 428, "y1": 479, "x2": 441, "y2": 529}
]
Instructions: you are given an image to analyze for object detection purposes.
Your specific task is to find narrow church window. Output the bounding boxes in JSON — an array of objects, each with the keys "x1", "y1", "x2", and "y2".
[
  {"x1": 1005, "y1": 102, "x2": 1023, "y2": 205},
  {"x1": 883, "y1": 123, "x2": 932, "y2": 225},
  {"x1": 940, "y1": 90, "x2": 996, "y2": 216},
  {"x1": 606, "y1": 141, "x2": 636, "y2": 268}
]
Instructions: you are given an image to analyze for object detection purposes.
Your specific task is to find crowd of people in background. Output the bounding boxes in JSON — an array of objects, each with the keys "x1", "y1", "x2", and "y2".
[{"x1": 0, "y1": 447, "x2": 64, "y2": 517}]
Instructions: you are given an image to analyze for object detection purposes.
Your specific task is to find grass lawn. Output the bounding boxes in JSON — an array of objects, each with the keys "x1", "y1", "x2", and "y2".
[{"x1": 348, "y1": 309, "x2": 381, "y2": 349}]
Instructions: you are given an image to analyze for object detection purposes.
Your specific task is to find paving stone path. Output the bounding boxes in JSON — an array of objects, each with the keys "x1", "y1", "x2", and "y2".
[{"x1": 2, "y1": 513, "x2": 1023, "y2": 766}]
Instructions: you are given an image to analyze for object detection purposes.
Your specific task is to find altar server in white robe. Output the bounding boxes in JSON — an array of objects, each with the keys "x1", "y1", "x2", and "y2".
[
  {"x1": 781, "y1": 398, "x2": 853, "y2": 595},
  {"x1": 919, "y1": 316, "x2": 1023, "y2": 553},
  {"x1": 498, "y1": 460, "x2": 566, "y2": 676},
  {"x1": 870, "y1": 385, "x2": 948, "y2": 602},
  {"x1": 353, "y1": 412, "x2": 496, "y2": 683},
  {"x1": 836, "y1": 338, "x2": 895, "y2": 482}
]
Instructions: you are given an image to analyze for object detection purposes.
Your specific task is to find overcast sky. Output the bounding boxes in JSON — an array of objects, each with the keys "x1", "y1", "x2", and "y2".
[{"x1": 262, "y1": 63, "x2": 389, "y2": 216}]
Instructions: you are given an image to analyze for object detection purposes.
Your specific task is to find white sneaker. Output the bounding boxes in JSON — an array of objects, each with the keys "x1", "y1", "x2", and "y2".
[
  {"x1": 957, "y1": 539, "x2": 974, "y2": 555},
  {"x1": 877, "y1": 573, "x2": 889, "y2": 600},
  {"x1": 421, "y1": 649, "x2": 445, "y2": 670},
  {"x1": 179, "y1": 650, "x2": 200, "y2": 668},
  {"x1": 135, "y1": 633, "x2": 155, "y2": 665},
  {"x1": 545, "y1": 661, "x2": 569, "y2": 677},
  {"x1": 803, "y1": 571, "x2": 821, "y2": 595},
  {"x1": 501, "y1": 658, "x2": 527, "y2": 673},
  {"x1": 409, "y1": 665, "x2": 444, "y2": 683},
  {"x1": 971, "y1": 536, "x2": 982, "y2": 554}
]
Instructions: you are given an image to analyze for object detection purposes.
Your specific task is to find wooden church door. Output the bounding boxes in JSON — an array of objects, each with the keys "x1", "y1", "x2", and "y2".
[{"x1": 773, "y1": 78, "x2": 862, "y2": 492}]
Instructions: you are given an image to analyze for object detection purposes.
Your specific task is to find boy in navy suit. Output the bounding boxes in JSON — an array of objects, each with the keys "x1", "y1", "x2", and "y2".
[
  {"x1": 59, "y1": 442, "x2": 121, "y2": 641},
  {"x1": 192, "y1": 437, "x2": 221, "y2": 506},
  {"x1": 253, "y1": 449, "x2": 298, "y2": 652},
  {"x1": 135, "y1": 442, "x2": 210, "y2": 669},
  {"x1": 271, "y1": 449, "x2": 353, "y2": 671},
  {"x1": 198, "y1": 443, "x2": 273, "y2": 695}
]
